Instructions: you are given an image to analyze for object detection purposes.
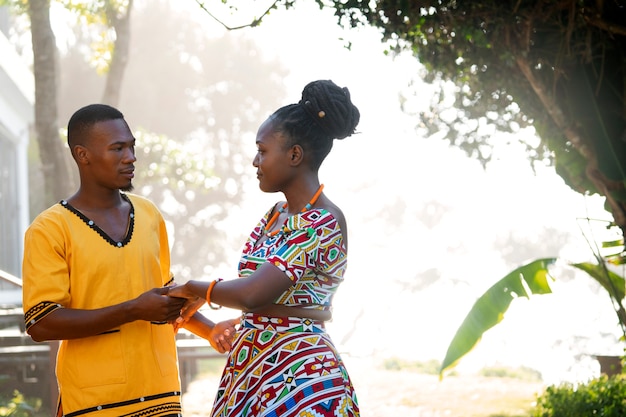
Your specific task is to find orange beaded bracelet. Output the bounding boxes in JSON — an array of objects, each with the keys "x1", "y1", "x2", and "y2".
[{"x1": 206, "y1": 278, "x2": 223, "y2": 310}]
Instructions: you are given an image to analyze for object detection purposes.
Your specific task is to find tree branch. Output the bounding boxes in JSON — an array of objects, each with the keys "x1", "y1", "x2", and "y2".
[
  {"x1": 102, "y1": 0, "x2": 133, "y2": 107},
  {"x1": 194, "y1": 0, "x2": 280, "y2": 30},
  {"x1": 516, "y1": 54, "x2": 626, "y2": 236},
  {"x1": 584, "y1": 14, "x2": 626, "y2": 37}
]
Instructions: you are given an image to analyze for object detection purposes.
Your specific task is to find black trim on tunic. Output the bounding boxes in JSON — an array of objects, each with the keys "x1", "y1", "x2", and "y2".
[{"x1": 59, "y1": 193, "x2": 135, "y2": 248}]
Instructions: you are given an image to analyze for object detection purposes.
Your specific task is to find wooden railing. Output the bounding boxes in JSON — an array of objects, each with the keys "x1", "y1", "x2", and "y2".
[
  {"x1": 0, "y1": 270, "x2": 221, "y2": 410},
  {"x1": 0, "y1": 268, "x2": 22, "y2": 287}
]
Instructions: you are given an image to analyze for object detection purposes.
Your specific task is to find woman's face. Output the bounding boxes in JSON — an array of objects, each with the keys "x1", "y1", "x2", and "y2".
[{"x1": 253, "y1": 118, "x2": 293, "y2": 193}]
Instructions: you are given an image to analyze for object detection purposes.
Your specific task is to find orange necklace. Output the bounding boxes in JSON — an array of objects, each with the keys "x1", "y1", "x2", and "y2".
[{"x1": 265, "y1": 184, "x2": 324, "y2": 237}]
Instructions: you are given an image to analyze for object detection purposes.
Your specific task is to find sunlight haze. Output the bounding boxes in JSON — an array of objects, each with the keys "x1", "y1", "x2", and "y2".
[
  {"x1": 167, "y1": 1, "x2": 618, "y2": 385},
  {"x1": 30, "y1": 0, "x2": 620, "y2": 387}
]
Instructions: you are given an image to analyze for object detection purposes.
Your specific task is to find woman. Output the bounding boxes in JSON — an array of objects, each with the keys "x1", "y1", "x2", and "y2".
[{"x1": 170, "y1": 79, "x2": 360, "y2": 417}]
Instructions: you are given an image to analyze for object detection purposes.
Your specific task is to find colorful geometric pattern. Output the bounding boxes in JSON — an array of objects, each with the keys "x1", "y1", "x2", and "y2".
[
  {"x1": 212, "y1": 207, "x2": 359, "y2": 416},
  {"x1": 239, "y1": 208, "x2": 347, "y2": 309},
  {"x1": 211, "y1": 313, "x2": 359, "y2": 417}
]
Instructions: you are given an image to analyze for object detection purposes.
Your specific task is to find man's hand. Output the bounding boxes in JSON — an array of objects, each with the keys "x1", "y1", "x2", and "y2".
[
  {"x1": 208, "y1": 318, "x2": 239, "y2": 353},
  {"x1": 131, "y1": 287, "x2": 186, "y2": 323}
]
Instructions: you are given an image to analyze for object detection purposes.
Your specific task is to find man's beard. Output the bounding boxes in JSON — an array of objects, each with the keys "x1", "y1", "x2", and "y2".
[{"x1": 121, "y1": 183, "x2": 134, "y2": 192}]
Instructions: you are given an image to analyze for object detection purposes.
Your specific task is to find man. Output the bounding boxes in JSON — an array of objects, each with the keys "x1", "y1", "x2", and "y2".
[{"x1": 22, "y1": 104, "x2": 234, "y2": 417}]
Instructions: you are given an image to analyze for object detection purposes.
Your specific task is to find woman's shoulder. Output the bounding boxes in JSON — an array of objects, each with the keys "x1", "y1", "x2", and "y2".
[
  {"x1": 317, "y1": 200, "x2": 347, "y2": 235},
  {"x1": 320, "y1": 200, "x2": 345, "y2": 223},
  {"x1": 295, "y1": 206, "x2": 347, "y2": 240}
]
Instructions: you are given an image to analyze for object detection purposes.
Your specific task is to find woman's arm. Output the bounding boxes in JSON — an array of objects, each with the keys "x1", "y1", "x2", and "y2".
[
  {"x1": 170, "y1": 262, "x2": 293, "y2": 312},
  {"x1": 171, "y1": 262, "x2": 332, "y2": 322}
]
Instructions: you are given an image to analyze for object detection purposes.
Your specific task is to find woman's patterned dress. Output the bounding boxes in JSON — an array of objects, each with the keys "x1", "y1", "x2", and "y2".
[{"x1": 210, "y1": 207, "x2": 359, "y2": 417}]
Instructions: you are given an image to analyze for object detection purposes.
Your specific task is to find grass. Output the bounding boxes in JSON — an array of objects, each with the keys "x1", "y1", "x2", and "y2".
[
  {"x1": 184, "y1": 357, "x2": 545, "y2": 417},
  {"x1": 394, "y1": 374, "x2": 540, "y2": 417}
]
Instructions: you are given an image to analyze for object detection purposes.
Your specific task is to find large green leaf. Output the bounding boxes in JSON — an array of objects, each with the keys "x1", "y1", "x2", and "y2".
[{"x1": 439, "y1": 258, "x2": 556, "y2": 379}]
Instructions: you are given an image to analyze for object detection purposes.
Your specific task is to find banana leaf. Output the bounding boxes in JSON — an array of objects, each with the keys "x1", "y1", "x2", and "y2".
[{"x1": 439, "y1": 258, "x2": 556, "y2": 379}]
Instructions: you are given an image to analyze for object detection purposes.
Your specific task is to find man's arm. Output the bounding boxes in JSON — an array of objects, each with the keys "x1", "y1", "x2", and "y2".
[
  {"x1": 181, "y1": 313, "x2": 238, "y2": 354},
  {"x1": 27, "y1": 287, "x2": 185, "y2": 342}
]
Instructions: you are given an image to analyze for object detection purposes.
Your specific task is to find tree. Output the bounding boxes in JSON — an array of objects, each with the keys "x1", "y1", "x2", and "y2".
[
  {"x1": 7, "y1": 0, "x2": 288, "y2": 278},
  {"x1": 101, "y1": 0, "x2": 132, "y2": 106},
  {"x1": 339, "y1": 0, "x2": 626, "y2": 239},
  {"x1": 27, "y1": 0, "x2": 73, "y2": 204},
  {"x1": 1, "y1": 0, "x2": 135, "y2": 207},
  {"x1": 54, "y1": 0, "x2": 288, "y2": 278},
  {"x1": 211, "y1": 0, "x2": 626, "y2": 241}
]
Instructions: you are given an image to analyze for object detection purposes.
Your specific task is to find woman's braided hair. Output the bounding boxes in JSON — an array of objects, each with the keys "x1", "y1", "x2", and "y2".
[{"x1": 270, "y1": 80, "x2": 360, "y2": 169}]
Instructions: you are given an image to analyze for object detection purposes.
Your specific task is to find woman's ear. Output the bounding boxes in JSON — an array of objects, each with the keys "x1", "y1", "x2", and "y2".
[{"x1": 289, "y1": 144, "x2": 304, "y2": 166}]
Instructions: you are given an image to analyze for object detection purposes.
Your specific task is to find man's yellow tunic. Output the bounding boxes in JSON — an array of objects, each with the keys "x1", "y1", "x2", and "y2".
[{"x1": 22, "y1": 194, "x2": 182, "y2": 417}]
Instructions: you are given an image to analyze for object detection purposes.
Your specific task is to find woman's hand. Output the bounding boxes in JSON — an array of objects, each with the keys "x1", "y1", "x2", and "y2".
[
  {"x1": 171, "y1": 296, "x2": 205, "y2": 332},
  {"x1": 167, "y1": 283, "x2": 199, "y2": 300},
  {"x1": 168, "y1": 283, "x2": 204, "y2": 332}
]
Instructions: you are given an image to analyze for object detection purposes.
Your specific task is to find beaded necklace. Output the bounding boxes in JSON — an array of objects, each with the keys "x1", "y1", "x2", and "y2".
[{"x1": 264, "y1": 184, "x2": 324, "y2": 237}]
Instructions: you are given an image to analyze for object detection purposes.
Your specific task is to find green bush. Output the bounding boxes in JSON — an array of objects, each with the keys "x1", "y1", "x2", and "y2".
[
  {"x1": 0, "y1": 390, "x2": 43, "y2": 417},
  {"x1": 532, "y1": 374, "x2": 626, "y2": 417}
]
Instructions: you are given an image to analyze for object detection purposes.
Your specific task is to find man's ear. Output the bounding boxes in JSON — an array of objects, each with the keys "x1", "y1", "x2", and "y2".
[
  {"x1": 73, "y1": 145, "x2": 89, "y2": 164},
  {"x1": 289, "y1": 144, "x2": 304, "y2": 166}
]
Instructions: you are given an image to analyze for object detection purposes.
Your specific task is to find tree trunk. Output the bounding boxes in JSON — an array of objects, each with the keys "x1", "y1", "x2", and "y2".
[
  {"x1": 101, "y1": 0, "x2": 133, "y2": 107},
  {"x1": 28, "y1": 0, "x2": 73, "y2": 205},
  {"x1": 515, "y1": 55, "x2": 626, "y2": 237}
]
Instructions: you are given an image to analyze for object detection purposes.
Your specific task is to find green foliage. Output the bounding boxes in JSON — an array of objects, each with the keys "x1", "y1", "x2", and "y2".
[
  {"x1": 132, "y1": 129, "x2": 231, "y2": 281},
  {"x1": 439, "y1": 258, "x2": 556, "y2": 378},
  {"x1": 263, "y1": 0, "x2": 626, "y2": 237},
  {"x1": 135, "y1": 130, "x2": 218, "y2": 193},
  {"x1": 328, "y1": 1, "x2": 625, "y2": 177},
  {"x1": 58, "y1": 0, "x2": 132, "y2": 74},
  {"x1": 439, "y1": 225, "x2": 626, "y2": 378},
  {"x1": 0, "y1": 391, "x2": 43, "y2": 417},
  {"x1": 0, "y1": 0, "x2": 27, "y2": 14},
  {"x1": 532, "y1": 374, "x2": 626, "y2": 417}
]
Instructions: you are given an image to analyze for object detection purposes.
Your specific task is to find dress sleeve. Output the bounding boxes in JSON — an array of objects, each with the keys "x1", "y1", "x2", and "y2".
[
  {"x1": 268, "y1": 227, "x2": 318, "y2": 283},
  {"x1": 266, "y1": 210, "x2": 345, "y2": 284},
  {"x1": 22, "y1": 213, "x2": 69, "y2": 332}
]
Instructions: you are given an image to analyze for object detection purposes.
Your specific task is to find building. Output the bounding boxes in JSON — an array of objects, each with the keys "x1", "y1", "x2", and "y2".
[{"x1": 0, "y1": 7, "x2": 33, "y2": 281}]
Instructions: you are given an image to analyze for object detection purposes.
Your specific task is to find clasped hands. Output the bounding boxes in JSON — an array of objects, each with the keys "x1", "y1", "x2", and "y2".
[
  {"x1": 169, "y1": 285, "x2": 204, "y2": 325},
  {"x1": 166, "y1": 284, "x2": 237, "y2": 354}
]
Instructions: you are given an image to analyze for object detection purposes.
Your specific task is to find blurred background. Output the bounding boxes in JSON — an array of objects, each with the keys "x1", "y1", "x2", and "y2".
[{"x1": 1, "y1": 0, "x2": 623, "y2": 414}]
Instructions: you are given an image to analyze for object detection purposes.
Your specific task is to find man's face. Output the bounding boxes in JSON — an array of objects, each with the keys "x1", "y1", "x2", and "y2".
[{"x1": 83, "y1": 119, "x2": 137, "y2": 192}]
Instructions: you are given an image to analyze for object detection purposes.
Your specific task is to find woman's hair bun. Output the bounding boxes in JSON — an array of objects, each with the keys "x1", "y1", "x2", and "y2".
[{"x1": 299, "y1": 80, "x2": 360, "y2": 140}]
